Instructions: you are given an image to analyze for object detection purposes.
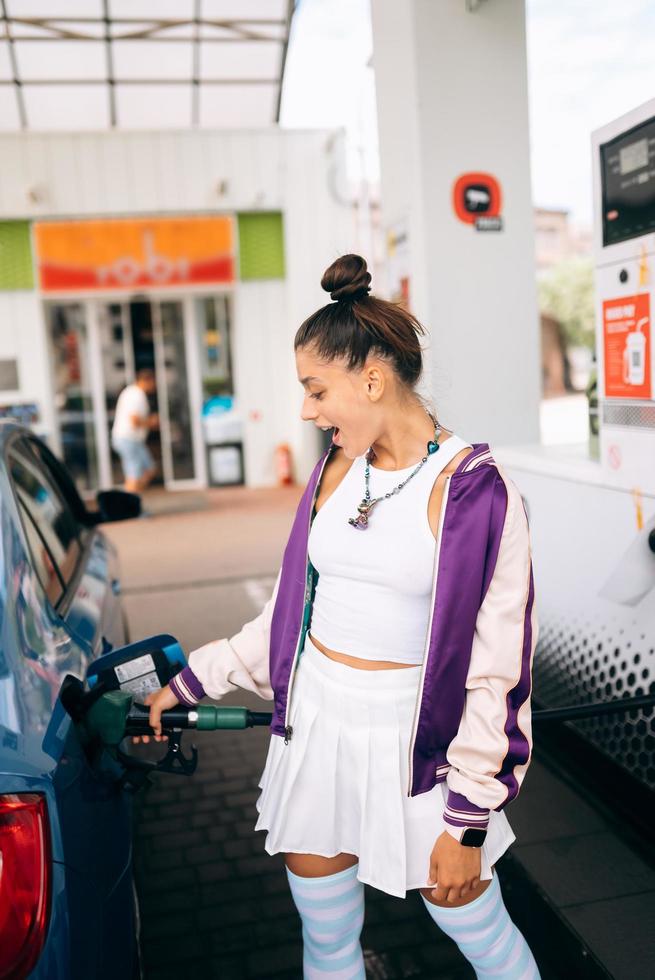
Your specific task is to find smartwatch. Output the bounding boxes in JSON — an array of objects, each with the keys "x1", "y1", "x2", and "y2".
[{"x1": 446, "y1": 825, "x2": 488, "y2": 847}]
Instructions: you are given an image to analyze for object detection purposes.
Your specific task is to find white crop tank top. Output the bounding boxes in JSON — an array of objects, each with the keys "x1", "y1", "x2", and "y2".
[{"x1": 307, "y1": 433, "x2": 473, "y2": 664}]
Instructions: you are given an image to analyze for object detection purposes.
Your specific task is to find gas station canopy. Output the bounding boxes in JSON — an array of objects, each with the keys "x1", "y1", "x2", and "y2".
[{"x1": 0, "y1": 0, "x2": 294, "y2": 130}]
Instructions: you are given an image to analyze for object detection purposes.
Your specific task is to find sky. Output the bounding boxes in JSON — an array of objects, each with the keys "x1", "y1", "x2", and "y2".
[
  {"x1": 280, "y1": 0, "x2": 655, "y2": 228},
  {"x1": 280, "y1": 0, "x2": 378, "y2": 193}
]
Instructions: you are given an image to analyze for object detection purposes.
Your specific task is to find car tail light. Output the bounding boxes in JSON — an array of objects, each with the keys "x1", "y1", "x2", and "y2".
[{"x1": 0, "y1": 793, "x2": 51, "y2": 980}]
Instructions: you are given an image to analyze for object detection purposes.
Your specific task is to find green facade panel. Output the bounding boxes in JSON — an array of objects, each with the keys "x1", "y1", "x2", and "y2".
[
  {"x1": 0, "y1": 222, "x2": 34, "y2": 290},
  {"x1": 237, "y1": 212, "x2": 285, "y2": 280}
]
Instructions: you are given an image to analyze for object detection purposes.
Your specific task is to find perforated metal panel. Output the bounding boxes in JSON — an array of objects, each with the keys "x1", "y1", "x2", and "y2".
[
  {"x1": 534, "y1": 615, "x2": 655, "y2": 788},
  {"x1": 602, "y1": 401, "x2": 655, "y2": 428},
  {"x1": 492, "y1": 461, "x2": 655, "y2": 795}
]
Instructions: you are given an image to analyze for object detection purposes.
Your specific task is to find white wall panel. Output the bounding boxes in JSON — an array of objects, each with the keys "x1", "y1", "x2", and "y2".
[
  {"x1": 0, "y1": 290, "x2": 54, "y2": 438},
  {"x1": 0, "y1": 129, "x2": 330, "y2": 220},
  {"x1": 233, "y1": 281, "x2": 285, "y2": 486},
  {"x1": 48, "y1": 137, "x2": 82, "y2": 215},
  {"x1": 95, "y1": 135, "x2": 131, "y2": 215}
]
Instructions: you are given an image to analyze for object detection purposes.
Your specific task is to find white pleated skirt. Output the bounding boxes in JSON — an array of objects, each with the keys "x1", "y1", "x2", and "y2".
[{"x1": 254, "y1": 633, "x2": 516, "y2": 899}]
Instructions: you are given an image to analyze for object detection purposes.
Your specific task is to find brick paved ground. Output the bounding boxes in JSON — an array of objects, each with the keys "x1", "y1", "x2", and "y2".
[{"x1": 106, "y1": 487, "x2": 553, "y2": 979}]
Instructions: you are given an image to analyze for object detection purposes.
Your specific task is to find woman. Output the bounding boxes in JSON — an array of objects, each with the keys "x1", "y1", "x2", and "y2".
[{"x1": 138, "y1": 254, "x2": 541, "y2": 978}]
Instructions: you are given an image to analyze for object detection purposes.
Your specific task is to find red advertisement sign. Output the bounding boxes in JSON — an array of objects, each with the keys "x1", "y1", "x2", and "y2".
[{"x1": 602, "y1": 293, "x2": 651, "y2": 399}]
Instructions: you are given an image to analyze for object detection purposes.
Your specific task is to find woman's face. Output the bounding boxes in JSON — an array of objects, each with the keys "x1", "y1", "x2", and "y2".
[{"x1": 296, "y1": 346, "x2": 383, "y2": 459}]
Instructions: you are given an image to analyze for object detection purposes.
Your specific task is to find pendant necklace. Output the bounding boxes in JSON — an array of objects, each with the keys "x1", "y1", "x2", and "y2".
[{"x1": 348, "y1": 411, "x2": 443, "y2": 530}]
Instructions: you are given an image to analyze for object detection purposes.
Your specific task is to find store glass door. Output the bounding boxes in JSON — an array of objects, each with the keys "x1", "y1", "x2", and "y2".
[
  {"x1": 97, "y1": 300, "x2": 163, "y2": 487},
  {"x1": 47, "y1": 297, "x2": 199, "y2": 493},
  {"x1": 44, "y1": 303, "x2": 99, "y2": 491},
  {"x1": 96, "y1": 297, "x2": 198, "y2": 489},
  {"x1": 153, "y1": 301, "x2": 195, "y2": 482},
  {"x1": 97, "y1": 301, "x2": 141, "y2": 487}
]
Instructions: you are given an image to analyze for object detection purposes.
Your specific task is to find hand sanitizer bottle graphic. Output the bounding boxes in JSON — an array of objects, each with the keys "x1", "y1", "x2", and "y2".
[{"x1": 623, "y1": 317, "x2": 647, "y2": 385}]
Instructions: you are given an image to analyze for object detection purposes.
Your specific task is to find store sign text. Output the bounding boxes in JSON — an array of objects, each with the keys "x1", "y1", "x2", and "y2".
[{"x1": 33, "y1": 216, "x2": 235, "y2": 292}]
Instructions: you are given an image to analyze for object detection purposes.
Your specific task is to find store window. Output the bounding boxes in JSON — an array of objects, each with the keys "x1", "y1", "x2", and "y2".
[
  {"x1": 196, "y1": 295, "x2": 234, "y2": 407},
  {"x1": 97, "y1": 301, "x2": 145, "y2": 486},
  {"x1": 159, "y1": 300, "x2": 195, "y2": 481},
  {"x1": 45, "y1": 303, "x2": 99, "y2": 492},
  {"x1": 196, "y1": 295, "x2": 243, "y2": 485}
]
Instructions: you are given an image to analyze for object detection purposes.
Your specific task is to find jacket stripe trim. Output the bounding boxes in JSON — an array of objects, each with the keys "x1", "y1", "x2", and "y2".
[
  {"x1": 269, "y1": 449, "x2": 330, "y2": 734},
  {"x1": 496, "y1": 524, "x2": 535, "y2": 805},
  {"x1": 442, "y1": 466, "x2": 536, "y2": 817},
  {"x1": 443, "y1": 809, "x2": 490, "y2": 830},
  {"x1": 443, "y1": 791, "x2": 490, "y2": 829},
  {"x1": 169, "y1": 665, "x2": 205, "y2": 706},
  {"x1": 487, "y1": 472, "x2": 535, "y2": 806},
  {"x1": 453, "y1": 442, "x2": 489, "y2": 476},
  {"x1": 463, "y1": 450, "x2": 492, "y2": 472}
]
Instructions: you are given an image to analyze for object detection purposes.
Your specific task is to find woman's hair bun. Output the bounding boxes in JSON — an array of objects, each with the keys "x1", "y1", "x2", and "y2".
[{"x1": 321, "y1": 253, "x2": 372, "y2": 302}]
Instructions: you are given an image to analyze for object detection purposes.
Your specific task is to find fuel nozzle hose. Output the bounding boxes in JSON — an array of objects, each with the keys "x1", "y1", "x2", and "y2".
[
  {"x1": 125, "y1": 701, "x2": 273, "y2": 734},
  {"x1": 79, "y1": 689, "x2": 273, "y2": 747}
]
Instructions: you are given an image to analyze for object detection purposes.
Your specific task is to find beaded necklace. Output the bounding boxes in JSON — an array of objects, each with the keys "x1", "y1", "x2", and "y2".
[{"x1": 348, "y1": 411, "x2": 443, "y2": 530}]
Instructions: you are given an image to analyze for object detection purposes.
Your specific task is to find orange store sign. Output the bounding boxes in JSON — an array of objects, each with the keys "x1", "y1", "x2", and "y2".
[{"x1": 33, "y1": 216, "x2": 235, "y2": 292}]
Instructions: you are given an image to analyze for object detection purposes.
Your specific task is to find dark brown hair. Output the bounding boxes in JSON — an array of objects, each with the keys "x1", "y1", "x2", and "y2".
[{"x1": 294, "y1": 254, "x2": 428, "y2": 399}]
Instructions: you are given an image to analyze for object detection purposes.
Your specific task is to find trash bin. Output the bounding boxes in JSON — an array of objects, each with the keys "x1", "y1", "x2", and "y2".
[
  {"x1": 202, "y1": 400, "x2": 244, "y2": 486},
  {"x1": 206, "y1": 442, "x2": 244, "y2": 485}
]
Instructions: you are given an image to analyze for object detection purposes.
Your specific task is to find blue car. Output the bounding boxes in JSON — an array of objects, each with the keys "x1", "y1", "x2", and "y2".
[{"x1": 0, "y1": 422, "x2": 148, "y2": 979}]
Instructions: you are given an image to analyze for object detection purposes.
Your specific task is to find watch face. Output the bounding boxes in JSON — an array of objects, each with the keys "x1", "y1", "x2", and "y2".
[{"x1": 461, "y1": 828, "x2": 487, "y2": 847}]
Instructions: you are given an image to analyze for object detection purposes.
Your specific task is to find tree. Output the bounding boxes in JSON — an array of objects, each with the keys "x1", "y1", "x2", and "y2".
[{"x1": 537, "y1": 257, "x2": 595, "y2": 349}]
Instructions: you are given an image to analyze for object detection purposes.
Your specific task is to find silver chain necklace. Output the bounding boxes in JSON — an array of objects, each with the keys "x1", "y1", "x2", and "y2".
[{"x1": 348, "y1": 411, "x2": 443, "y2": 529}]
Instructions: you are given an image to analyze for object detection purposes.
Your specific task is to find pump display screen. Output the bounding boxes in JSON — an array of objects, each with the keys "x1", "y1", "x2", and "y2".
[{"x1": 601, "y1": 116, "x2": 655, "y2": 246}]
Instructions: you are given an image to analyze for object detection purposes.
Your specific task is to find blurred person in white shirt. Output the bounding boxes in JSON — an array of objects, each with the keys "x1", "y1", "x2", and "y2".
[{"x1": 111, "y1": 367, "x2": 159, "y2": 493}]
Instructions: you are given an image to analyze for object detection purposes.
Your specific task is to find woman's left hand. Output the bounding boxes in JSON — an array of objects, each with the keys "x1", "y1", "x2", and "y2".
[{"x1": 427, "y1": 830, "x2": 482, "y2": 903}]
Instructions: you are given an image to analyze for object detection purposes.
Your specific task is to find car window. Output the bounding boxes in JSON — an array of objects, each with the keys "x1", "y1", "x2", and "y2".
[
  {"x1": 8, "y1": 441, "x2": 82, "y2": 605},
  {"x1": 15, "y1": 492, "x2": 64, "y2": 605},
  {"x1": 27, "y1": 438, "x2": 91, "y2": 528}
]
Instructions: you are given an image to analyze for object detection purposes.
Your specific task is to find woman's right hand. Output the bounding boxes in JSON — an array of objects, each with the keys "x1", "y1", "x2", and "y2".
[{"x1": 131, "y1": 685, "x2": 181, "y2": 744}]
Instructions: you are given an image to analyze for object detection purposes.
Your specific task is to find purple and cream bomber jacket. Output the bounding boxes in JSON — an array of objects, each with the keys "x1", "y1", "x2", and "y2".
[{"x1": 169, "y1": 440, "x2": 539, "y2": 837}]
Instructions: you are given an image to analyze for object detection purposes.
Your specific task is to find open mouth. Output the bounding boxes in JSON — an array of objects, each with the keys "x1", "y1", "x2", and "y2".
[{"x1": 318, "y1": 424, "x2": 341, "y2": 442}]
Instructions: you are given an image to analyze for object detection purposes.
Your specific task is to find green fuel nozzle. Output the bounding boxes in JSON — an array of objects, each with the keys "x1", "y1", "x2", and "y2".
[
  {"x1": 78, "y1": 692, "x2": 273, "y2": 789},
  {"x1": 80, "y1": 690, "x2": 273, "y2": 745},
  {"x1": 124, "y1": 702, "x2": 272, "y2": 735},
  {"x1": 194, "y1": 706, "x2": 272, "y2": 731}
]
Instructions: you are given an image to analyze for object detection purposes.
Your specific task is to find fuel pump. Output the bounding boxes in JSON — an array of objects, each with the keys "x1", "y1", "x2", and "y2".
[
  {"x1": 592, "y1": 97, "x2": 655, "y2": 492},
  {"x1": 59, "y1": 634, "x2": 272, "y2": 792}
]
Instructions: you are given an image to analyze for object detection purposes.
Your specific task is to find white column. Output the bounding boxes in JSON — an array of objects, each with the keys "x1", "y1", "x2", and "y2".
[{"x1": 371, "y1": 0, "x2": 540, "y2": 445}]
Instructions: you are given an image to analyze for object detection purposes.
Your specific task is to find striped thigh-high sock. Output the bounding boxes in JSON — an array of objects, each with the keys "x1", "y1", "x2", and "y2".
[
  {"x1": 420, "y1": 869, "x2": 541, "y2": 979},
  {"x1": 285, "y1": 863, "x2": 366, "y2": 979}
]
